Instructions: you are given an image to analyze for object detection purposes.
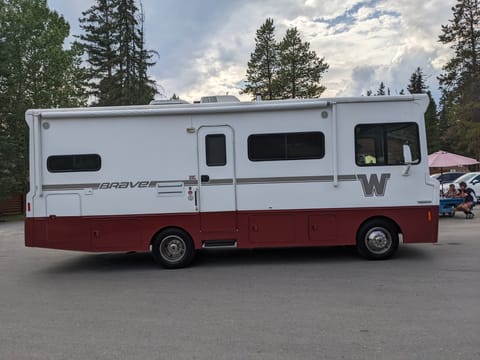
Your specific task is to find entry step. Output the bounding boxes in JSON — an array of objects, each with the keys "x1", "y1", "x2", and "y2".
[{"x1": 202, "y1": 240, "x2": 237, "y2": 249}]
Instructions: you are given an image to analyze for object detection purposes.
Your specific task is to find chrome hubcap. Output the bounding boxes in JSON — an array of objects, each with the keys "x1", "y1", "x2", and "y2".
[
  {"x1": 365, "y1": 227, "x2": 392, "y2": 255},
  {"x1": 160, "y1": 235, "x2": 186, "y2": 262}
]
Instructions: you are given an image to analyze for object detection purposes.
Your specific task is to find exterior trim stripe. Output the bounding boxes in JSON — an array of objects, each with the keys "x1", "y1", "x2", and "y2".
[
  {"x1": 237, "y1": 176, "x2": 334, "y2": 185},
  {"x1": 42, "y1": 183, "x2": 101, "y2": 191},
  {"x1": 42, "y1": 175, "x2": 361, "y2": 191}
]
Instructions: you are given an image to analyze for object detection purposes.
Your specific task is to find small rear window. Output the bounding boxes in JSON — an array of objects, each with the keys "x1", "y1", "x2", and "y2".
[{"x1": 47, "y1": 154, "x2": 101, "y2": 173}]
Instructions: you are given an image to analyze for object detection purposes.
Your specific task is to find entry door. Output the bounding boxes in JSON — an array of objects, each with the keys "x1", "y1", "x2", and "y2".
[{"x1": 197, "y1": 126, "x2": 237, "y2": 232}]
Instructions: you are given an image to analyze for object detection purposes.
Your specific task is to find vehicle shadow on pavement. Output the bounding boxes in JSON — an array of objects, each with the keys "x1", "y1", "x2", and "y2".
[
  {"x1": 396, "y1": 245, "x2": 434, "y2": 260},
  {"x1": 196, "y1": 246, "x2": 359, "y2": 268},
  {"x1": 197, "y1": 244, "x2": 432, "y2": 268},
  {"x1": 37, "y1": 252, "x2": 157, "y2": 274},
  {"x1": 37, "y1": 245, "x2": 432, "y2": 274}
]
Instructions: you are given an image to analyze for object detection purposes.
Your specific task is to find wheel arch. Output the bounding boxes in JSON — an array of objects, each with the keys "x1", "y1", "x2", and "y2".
[
  {"x1": 355, "y1": 216, "x2": 401, "y2": 260},
  {"x1": 357, "y1": 216, "x2": 402, "y2": 241},
  {"x1": 150, "y1": 226, "x2": 196, "y2": 268},
  {"x1": 149, "y1": 225, "x2": 195, "y2": 248}
]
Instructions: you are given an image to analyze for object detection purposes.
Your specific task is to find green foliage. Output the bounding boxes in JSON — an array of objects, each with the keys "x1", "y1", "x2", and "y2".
[
  {"x1": 407, "y1": 67, "x2": 428, "y2": 94},
  {"x1": 406, "y1": 67, "x2": 440, "y2": 153},
  {"x1": 78, "y1": 0, "x2": 157, "y2": 106},
  {"x1": 243, "y1": 19, "x2": 328, "y2": 100},
  {"x1": 438, "y1": 0, "x2": 480, "y2": 158},
  {"x1": 425, "y1": 91, "x2": 440, "y2": 153},
  {"x1": 376, "y1": 82, "x2": 386, "y2": 96},
  {"x1": 365, "y1": 83, "x2": 397, "y2": 96},
  {"x1": 277, "y1": 28, "x2": 329, "y2": 99},
  {"x1": 78, "y1": 0, "x2": 118, "y2": 105},
  {"x1": 243, "y1": 18, "x2": 279, "y2": 100},
  {"x1": 0, "y1": 0, "x2": 87, "y2": 200}
]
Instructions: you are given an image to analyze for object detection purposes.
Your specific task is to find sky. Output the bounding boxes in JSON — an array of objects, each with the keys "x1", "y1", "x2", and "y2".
[{"x1": 47, "y1": 0, "x2": 456, "y2": 103}]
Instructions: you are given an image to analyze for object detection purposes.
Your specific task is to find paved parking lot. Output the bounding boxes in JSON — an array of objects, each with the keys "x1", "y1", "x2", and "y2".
[{"x1": 0, "y1": 216, "x2": 479, "y2": 360}]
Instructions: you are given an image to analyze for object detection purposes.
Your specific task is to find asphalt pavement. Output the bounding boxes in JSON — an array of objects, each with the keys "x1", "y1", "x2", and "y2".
[{"x1": 0, "y1": 215, "x2": 479, "y2": 360}]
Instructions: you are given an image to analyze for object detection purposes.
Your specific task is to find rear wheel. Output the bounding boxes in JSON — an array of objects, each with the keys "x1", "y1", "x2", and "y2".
[
  {"x1": 151, "y1": 228, "x2": 195, "y2": 269},
  {"x1": 356, "y1": 219, "x2": 399, "y2": 260}
]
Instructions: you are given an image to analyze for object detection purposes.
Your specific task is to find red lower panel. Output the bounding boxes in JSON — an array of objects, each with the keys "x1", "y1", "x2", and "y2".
[{"x1": 25, "y1": 206, "x2": 438, "y2": 252}]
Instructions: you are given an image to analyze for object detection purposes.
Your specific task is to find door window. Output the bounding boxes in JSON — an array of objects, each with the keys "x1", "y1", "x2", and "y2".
[{"x1": 205, "y1": 134, "x2": 226, "y2": 166}]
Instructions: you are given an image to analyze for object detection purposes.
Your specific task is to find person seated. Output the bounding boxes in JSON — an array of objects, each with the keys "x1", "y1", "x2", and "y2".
[
  {"x1": 456, "y1": 181, "x2": 476, "y2": 219},
  {"x1": 364, "y1": 154, "x2": 376, "y2": 164},
  {"x1": 444, "y1": 184, "x2": 459, "y2": 198}
]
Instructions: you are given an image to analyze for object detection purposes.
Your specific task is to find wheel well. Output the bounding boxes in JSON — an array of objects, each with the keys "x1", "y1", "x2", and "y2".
[
  {"x1": 357, "y1": 216, "x2": 401, "y2": 239},
  {"x1": 150, "y1": 226, "x2": 193, "y2": 247}
]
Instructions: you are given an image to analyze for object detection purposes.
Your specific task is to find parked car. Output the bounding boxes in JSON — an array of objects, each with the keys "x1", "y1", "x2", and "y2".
[
  {"x1": 431, "y1": 172, "x2": 465, "y2": 184},
  {"x1": 448, "y1": 172, "x2": 480, "y2": 203},
  {"x1": 430, "y1": 172, "x2": 465, "y2": 195}
]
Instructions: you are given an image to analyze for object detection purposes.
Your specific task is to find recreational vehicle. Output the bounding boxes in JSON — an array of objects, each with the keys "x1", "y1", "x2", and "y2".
[{"x1": 25, "y1": 95, "x2": 439, "y2": 268}]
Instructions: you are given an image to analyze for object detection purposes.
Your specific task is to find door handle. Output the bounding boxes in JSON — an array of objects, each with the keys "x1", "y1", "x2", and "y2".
[{"x1": 201, "y1": 175, "x2": 210, "y2": 183}]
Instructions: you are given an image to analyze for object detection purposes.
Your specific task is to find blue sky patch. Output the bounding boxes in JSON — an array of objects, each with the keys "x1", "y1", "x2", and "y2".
[{"x1": 314, "y1": 0, "x2": 400, "y2": 34}]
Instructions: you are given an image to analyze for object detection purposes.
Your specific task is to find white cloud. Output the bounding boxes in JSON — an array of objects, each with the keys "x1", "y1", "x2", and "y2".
[{"x1": 47, "y1": 0, "x2": 456, "y2": 103}]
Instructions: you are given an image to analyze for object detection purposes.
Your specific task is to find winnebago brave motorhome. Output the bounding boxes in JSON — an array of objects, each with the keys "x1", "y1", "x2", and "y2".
[{"x1": 25, "y1": 95, "x2": 439, "y2": 268}]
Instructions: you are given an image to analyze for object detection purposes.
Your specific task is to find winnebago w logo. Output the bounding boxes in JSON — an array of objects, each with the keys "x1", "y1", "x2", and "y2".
[{"x1": 357, "y1": 173, "x2": 391, "y2": 197}]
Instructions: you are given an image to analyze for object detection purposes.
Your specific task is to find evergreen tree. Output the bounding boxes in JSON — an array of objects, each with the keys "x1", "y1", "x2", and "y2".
[
  {"x1": 277, "y1": 27, "x2": 329, "y2": 99},
  {"x1": 78, "y1": 0, "x2": 118, "y2": 105},
  {"x1": 406, "y1": 67, "x2": 440, "y2": 153},
  {"x1": 78, "y1": 0, "x2": 157, "y2": 106},
  {"x1": 438, "y1": 0, "x2": 480, "y2": 158},
  {"x1": 376, "y1": 82, "x2": 386, "y2": 95},
  {"x1": 0, "y1": 0, "x2": 87, "y2": 200},
  {"x1": 407, "y1": 67, "x2": 428, "y2": 94},
  {"x1": 131, "y1": 2, "x2": 157, "y2": 104},
  {"x1": 243, "y1": 18, "x2": 279, "y2": 100},
  {"x1": 424, "y1": 91, "x2": 440, "y2": 153}
]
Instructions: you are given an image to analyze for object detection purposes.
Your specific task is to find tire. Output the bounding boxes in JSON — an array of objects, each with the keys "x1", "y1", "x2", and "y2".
[
  {"x1": 151, "y1": 228, "x2": 195, "y2": 269},
  {"x1": 356, "y1": 219, "x2": 399, "y2": 260}
]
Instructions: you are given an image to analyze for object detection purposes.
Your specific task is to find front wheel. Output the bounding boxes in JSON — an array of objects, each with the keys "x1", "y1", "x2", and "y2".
[
  {"x1": 151, "y1": 228, "x2": 195, "y2": 269},
  {"x1": 356, "y1": 219, "x2": 399, "y2": 260}
]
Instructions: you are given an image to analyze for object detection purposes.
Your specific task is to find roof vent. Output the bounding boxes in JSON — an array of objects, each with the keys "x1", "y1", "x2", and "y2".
[
  {"x1": 150, "y1": 99, "x2": 189, "y2": 105},
  {"x1": 200, "y1": 95, "x2": 240, "y2": 103}
]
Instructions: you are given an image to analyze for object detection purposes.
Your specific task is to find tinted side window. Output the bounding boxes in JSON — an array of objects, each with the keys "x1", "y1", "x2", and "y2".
[
  {"x1": 355, "y1": 123, "x2": 420, "y2": 166},
  {"x1": 248, "y1": 132, "x2": 325, "y2": 161},
  {"x1": 47, "y1": 154, "x2": 101, "y2": 173},
  {"x1": 206, "y1": 134, "x2": 226, "y2": 166}
]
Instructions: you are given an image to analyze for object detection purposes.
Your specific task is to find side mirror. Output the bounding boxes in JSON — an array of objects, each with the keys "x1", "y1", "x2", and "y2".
[
  {"x1": 402, "y1": 144, "x2": 413, "y2": 176},
  {"x1": 403, "y1": 144, "x2": 413, "y2": 164}
]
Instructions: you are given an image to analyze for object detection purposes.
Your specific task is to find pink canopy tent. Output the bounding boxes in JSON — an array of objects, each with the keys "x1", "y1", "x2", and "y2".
[{"x1": 428, "y1": 150, "x2": 479, "y2": 168}]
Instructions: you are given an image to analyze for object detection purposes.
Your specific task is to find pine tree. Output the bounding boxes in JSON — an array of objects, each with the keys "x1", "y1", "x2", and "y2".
[
  {"x1": 277, "y1": 27, "x2": 329, "y2": 99},
  {"x1": 438, "y1": 0, "x2": 480, "y2": 158},
  {"x1": 376, "y1": 82, "x2": 386, "y2": 95},
  {"x1": 0, "y1": 0, "x2": 87, "y2": 200},
  {"x1": 78, "y1": 0, "x2": 118, "y2": 105},
  {"x1": 132, "y1": 2, "x2": 157, "y2": 104},
  {"x1": 78, "y1": 0, "x2": 157, "y2": 106},
  {"x1": 424, "y1": 91, "x2": 440, "y2": 153},
  {"x1": 406, "y1": 67, "x2": 440, "y2": 153},
  {"x1": 243, "y1": 18, "x2": 279, "y2": 100},
  {"x1": 407, "y1": 67, "x2": 428, "y2": 94}
]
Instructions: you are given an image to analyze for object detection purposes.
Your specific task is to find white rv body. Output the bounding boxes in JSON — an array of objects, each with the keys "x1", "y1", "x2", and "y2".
[{"x1": 25, "y1": 95, "x2": 439, "y2": 267}]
